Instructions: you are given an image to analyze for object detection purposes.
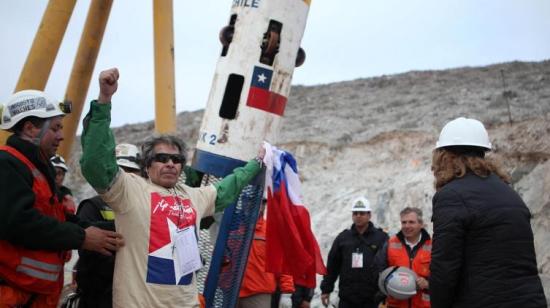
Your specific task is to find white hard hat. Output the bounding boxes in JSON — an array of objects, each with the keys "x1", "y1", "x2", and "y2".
[
  {"x1": 0, "y1": 90, "x2": 70, "y2": 131},
  {"x1": 435, "y1": 117, "x2": 491, "y2": 150},
  {"x1": 50, "y1": 155, "x2": 68, "y2": 172},
  {"x1": 351, "y1": 197, "x2": 371, "y2": 212},
  {"x1": 115, "y1": 143, "x2": 141, "y2": 170},
  {"x1": 378, "y1": 266, "x2": 418, "y2": 300}
]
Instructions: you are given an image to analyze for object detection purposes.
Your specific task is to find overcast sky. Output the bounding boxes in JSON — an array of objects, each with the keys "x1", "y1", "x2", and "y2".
[{"x1": 1, "y1": 0, "x2": 549, "y2": 130}]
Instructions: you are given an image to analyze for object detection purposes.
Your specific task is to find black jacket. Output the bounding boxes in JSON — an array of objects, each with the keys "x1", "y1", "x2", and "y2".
[
  {"x1": 0, "y1": 134, "x2": 85, "y2": 251},
  {"x1": 430, "y1": 173, "x2": 547, "y2": 308},
  {"x1": 320, "y1": 222, "x2": 388, "y2": 303},
  {"x1": 75, "y1": 196, "x2": 116, "y2": 308}
]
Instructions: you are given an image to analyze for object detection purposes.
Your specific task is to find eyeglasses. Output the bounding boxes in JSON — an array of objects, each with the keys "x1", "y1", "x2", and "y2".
[
  {"x1": 352, "y1": 211, "x2": 370, "y2": 216},
  {"x1": 152, "y1": 153, "x2": 185, "y2": 164}
]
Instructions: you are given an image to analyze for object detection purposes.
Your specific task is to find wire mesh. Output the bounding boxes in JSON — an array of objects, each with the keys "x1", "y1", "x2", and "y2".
[{"x1": 201, "y1": 180, "x2": 263, "y2": 307}]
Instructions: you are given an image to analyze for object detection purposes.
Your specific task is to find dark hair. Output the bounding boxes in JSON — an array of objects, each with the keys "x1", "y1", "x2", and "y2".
[
  {"x1": 400, "y1": 207, "x2": 423, "y2": 224},
  {"x1": 12, "y1": 116, "x2": 46, "y2": 135},
  {"x1": 140, "y1": 134, "x2": 188, "y2": 178},
  {"x1": 431, "y1": 146, "x2": 510, "y2": 190}
]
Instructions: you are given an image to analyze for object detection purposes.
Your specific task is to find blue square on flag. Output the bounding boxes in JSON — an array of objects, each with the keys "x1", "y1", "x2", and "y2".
[{"x1": 251, "y1": 66, "x2": 273, "y2": 90}]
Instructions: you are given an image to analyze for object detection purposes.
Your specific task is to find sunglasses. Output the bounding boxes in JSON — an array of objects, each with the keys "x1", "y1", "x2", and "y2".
[
  {"x1": 352, "y1": 211, "x2": 370, "y2": 216},
  {"x1": 152, "y1": 153, "x2": 185, "y2": 164}
]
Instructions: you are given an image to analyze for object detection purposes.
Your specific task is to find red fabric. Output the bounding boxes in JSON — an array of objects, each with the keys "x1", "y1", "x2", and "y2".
[
  {"x1": 265, "y1": 184, "x2": 327, "y2": 288},
  {"x1": 0, "y1": 146, "x2": 65, "y2": 298},
  {"x1": 239, "y1": 218, "x2": 294, "y2": 298},
  {"x1": 62, "y1": 195, "x2": 76, "y2": 214},
  {"x1": 386, "y1": 236, "x2": 432, "y2": 308},
  {"x1": 0, "y1": 285, "x2": 60, "y2": 308},
  {"x1": 246, "y1": 87, "x2": 287, "y2": 116}
]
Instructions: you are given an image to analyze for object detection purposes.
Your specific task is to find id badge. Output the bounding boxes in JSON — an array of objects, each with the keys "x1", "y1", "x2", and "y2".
[
  {"x1": 352, "y1": 252, "x2": 363, "y2": 268},
  {"x1": 173, "y1": 226, "x2": 202, "y2": 276}
]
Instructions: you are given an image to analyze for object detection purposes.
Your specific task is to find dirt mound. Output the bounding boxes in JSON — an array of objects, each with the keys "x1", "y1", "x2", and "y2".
[{"x1": 65, "y1": 60, "x2": 550, "y2": 303}]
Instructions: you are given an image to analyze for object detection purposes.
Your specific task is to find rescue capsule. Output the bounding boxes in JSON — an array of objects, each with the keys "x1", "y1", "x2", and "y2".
[{"x1": 193, "y1": 0, "x2": 311, "y2": 176}]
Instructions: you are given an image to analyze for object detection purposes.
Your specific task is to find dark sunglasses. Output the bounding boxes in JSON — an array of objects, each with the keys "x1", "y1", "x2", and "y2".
[
  {"x1": 152, "y1": 153, "x2": 185, "y2": 164},
  {"x1": 352, "y1": 211, "x2": 370, "y2": 216}
]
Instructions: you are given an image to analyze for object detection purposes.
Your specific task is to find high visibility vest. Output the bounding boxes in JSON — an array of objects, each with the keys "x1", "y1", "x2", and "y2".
[
  {"x1": 386, "y1": 235, "x2": 431, "y2": 308},
  {"x1": 0, "y1": 146, "x2": 66, "y2": 295}
]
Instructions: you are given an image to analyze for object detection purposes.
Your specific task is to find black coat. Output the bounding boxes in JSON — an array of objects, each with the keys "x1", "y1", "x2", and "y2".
[
  {"x1": 75, "y1": 196, "x2": 116, "y2": 308},
  {"x1": 320, "y1": 222, "x2": 388, "y2": 303},
  {"x1": 430, "y1": 173, "x2": 547, "y2": 308},
  {"x1": 0, "y1": 134, "x2": 85, "y2": 251}
]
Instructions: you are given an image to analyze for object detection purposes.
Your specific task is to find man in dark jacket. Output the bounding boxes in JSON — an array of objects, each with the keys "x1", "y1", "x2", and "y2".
[
  {"x1": 430, "y1": 117, "x2": 547, "y2": 308},
  {"x1": 0, "y1": 90, "x2": 123, "y2": 307},
  {"x1": 320, "y1": 197, "x2": 388, "y2": 308}
]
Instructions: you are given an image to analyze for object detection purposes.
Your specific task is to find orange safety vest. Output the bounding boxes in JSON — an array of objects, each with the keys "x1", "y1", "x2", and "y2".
[
  {"x1": 0, "y1": 146, "x2": 66, "y2": 296},
  {"x1": 386, "y1": 235, "x2": 431, "y2": 308}
]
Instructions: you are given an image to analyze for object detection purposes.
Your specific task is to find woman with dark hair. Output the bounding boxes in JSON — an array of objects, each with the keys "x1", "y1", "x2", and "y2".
[{"x1": 429, "y1": 117, "x2": 546, "y2": 308}]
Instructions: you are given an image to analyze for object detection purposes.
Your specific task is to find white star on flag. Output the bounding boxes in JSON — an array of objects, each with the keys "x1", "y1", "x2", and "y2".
[
  {"x1": 257, "y1": 73, "x2": 267, "y2": 83},
  {"x1": 149, "y1": 218, "x2": 186, "y2": 284}
]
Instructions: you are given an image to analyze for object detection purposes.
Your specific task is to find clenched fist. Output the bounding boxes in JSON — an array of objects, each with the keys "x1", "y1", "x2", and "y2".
[{"x1": 98, "y1": 68, "x2": 119, "y2": 104}]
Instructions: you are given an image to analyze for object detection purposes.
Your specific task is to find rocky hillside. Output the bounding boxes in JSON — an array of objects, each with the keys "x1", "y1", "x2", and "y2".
[{"x1": 65, "y1": 60, "x2": 550, "y2": 303}]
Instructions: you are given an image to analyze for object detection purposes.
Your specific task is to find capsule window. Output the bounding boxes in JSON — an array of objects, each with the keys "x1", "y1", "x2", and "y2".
[
  {"x1": 221, "y1": 14, "x2": 238, "y2": 57},
  {"x1": 259, "y1": 20, "x2": 282, "y2": 66},
  {"x1": 219, "y1": 74, "x2": 244, "y2": 119}
]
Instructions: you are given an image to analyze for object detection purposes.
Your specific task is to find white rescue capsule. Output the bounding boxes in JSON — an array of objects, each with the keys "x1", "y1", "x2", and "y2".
[{"x1": 193, "y1": 0, "x2": 311, "y2": 176}]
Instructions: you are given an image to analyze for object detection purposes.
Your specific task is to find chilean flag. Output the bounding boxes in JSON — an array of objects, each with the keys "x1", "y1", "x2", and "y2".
[
  {"x1": 263, "y1": 143, "x2": 327, "y2": 288},
  {"x1": 246, "y1": 66, "x2": 287, "y2": 116},
  {"x1": 146, "y1": 193, "x2": 196, "y2": 285}
]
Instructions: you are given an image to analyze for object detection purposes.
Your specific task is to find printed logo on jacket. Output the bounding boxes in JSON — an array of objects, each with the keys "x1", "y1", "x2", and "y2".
[{"x1": 146, "y1": 192, "x2": 197, "y2": 285}]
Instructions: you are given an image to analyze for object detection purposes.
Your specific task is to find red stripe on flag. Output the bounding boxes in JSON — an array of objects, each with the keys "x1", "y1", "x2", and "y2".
[
  {"x1": 247, "y1": 87, "x2": 287, "y2": 116},
  {"x1": 265, "y1": 184, "x2": 327, "y2": 288}
]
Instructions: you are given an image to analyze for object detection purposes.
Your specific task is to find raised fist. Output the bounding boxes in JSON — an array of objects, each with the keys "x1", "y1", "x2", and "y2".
[{"x1": 98, "y1": 68, "x2": 119, "y2": 103}]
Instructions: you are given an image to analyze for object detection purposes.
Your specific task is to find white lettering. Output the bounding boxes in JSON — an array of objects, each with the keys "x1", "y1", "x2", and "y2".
[{"x1": 153, "y1": 199, "x2": 169, "y2": 213}]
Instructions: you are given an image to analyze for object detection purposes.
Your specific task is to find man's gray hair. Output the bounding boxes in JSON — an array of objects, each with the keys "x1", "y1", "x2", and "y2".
[
  {"x1": 400, "y1": 207, "x2": 423, "y2": 224},
  {"x1": 140, "y1": 134, "x2": 188, "y2": 177}
]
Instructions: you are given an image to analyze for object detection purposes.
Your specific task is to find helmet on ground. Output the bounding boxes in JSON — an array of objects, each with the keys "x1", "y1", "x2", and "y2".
[
  {"x1": 0, "y1": 90, "x2": 71, "y2": 131},
  {"x1": 50, "y1": 155, "x2": 68, "y2": 172},
  {"x1": 435, "y1": 117, "x2": 491, "y2": 150},
  {"x1": 115, "y1": 143, "x2": 141, "y2": 170},
  {"x1": 378, "y1": 266, "x2": 418, "y2": 300},
  {"x1": 351, "y1": 197, "x2": 371, "y2": 212}
]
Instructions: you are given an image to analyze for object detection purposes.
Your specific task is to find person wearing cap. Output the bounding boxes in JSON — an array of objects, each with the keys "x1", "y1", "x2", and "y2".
[
  {"x1": 320, "y1": 197, "x2": 388, "y2": 308},
  {"x1": 80, "y1": 68, "x2": 265, "y2": 308},
  {"x1": 429, "y1": 117, "x2": 546, "y2": 308},
  {"x1": 74, "y1": 143, "x2": 141, "y2": 308},
  {"x1": 0, "y1": 90, "x2": 124, "y2": 307},
  {"x1": 51, "y1": 154, "x2": 77, "y2": 214},
  {"x1": 374, "y1": 207, "x2": 431, "y2": 308}
]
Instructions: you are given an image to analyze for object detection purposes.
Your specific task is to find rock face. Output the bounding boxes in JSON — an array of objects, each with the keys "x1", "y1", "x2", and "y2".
[{"x1": 65, "y1": 60, "x2": 550, "y2": 303}]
